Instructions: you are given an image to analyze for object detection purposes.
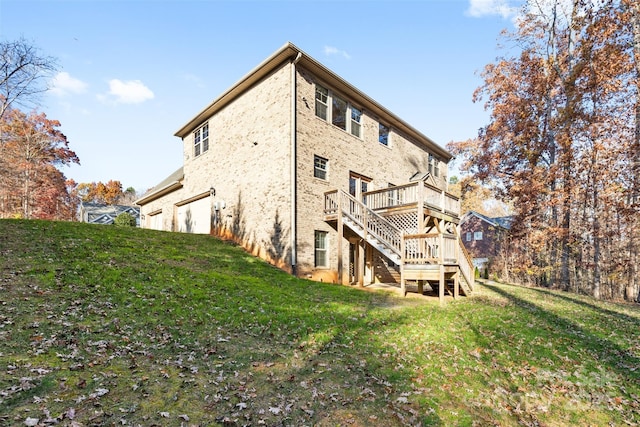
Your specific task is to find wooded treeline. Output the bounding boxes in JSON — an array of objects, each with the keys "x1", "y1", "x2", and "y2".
[
  {"x1": 0, "y1": 39, "x2": 140, "y2": 220},
  {"x1": 449, "y1": 0, "x2": 639, "y2": 301},
  {"x1": 0, "y1": 38, "x2": 79, "y2": 220}
]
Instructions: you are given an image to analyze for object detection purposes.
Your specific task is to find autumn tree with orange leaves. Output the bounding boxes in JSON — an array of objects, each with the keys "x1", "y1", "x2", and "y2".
[
  {"x1": 72, "y1": 180, "x2": 135, "y2": 205},
  {"x1": 449, "y1": 0, "x2": 639, "y2": 301},
  {"x1": 0, "y1": 108, "x2": 79, "y2": 219}
]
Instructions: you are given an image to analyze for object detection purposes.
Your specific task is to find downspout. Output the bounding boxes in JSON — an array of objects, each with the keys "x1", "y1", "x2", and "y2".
[{"x1": 290, "y1": 51, "x2": 302, "y2": 275}]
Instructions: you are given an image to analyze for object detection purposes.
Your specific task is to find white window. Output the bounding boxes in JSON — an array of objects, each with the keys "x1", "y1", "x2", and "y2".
[
  {"x1": 315, "y1": 85, "x2": 329, "y2": 120},
  {"x1": 314, "y1": 155, "x2": 328, "y2": 180},
  {"x1": 379, "y1": 123, "x2": 389, "y2": 146},
  {"x1": 315, "y1": 83, "x2": 363, "y2": 138},
  {"x1": 428, "y1": 153, "x2": 440, "y2": 177},
  {"x1": 315, "y1": 230, "x2": 329, "y2": 267},
  {"x1": 466, "y1": 232, "x2": 472, "y2": 242},
  {"x1": 350, "y1": 106, "x2": 362, "y2": 138},
  {"x1": 194, "y1": 123, "x2": 209, "y2": 157},
  {"x1": 474, "y1": 231, "x2": 483, "y2": 241}
]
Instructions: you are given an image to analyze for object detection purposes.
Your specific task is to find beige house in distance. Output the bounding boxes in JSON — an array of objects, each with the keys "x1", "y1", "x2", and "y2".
[{"x1": 137, "y1": 42, "x2": 474, "y2": 301}]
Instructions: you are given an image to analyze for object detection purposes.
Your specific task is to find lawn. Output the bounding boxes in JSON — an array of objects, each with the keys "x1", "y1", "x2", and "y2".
[{"x1": 0, "y1": 219, "x2": 638, "y2": 426}]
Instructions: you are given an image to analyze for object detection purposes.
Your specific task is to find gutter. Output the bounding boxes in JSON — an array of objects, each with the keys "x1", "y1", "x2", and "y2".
[{"x1": 290, "y1": 52, "x2": 302, "y2": 275}]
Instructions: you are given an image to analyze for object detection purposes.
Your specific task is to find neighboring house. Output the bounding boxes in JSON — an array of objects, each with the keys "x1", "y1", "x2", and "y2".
[
  {"x1": 460, "y1": 211, "x2": 512, "y2": 270},
  {"x1": 136, "y1": 42, "x2": 474, "y2": 301},
  {"x1": 79, "y1": 202, "x2": 140, "y2": 226}
]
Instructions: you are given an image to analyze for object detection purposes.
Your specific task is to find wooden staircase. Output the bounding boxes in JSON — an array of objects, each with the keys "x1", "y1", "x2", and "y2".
[{"x1": 324, "y1": 186, "x2": 474, "y2": 302}]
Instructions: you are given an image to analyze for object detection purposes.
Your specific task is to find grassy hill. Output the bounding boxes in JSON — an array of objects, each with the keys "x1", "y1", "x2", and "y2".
[{"x1": 0, "y1": 219, "x2": 638, "y2": 426}]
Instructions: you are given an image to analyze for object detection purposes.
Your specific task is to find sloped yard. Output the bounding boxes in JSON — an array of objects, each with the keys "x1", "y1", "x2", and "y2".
[{"x1": 0, "y1": 219, "x2": 638, "y2": 426}]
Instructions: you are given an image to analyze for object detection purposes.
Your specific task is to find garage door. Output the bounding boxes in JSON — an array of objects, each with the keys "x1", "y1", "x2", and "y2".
[
  {"x1": 149, "y1": 212, "x2": 163, "y2": 231},
  {"x1": 177, "y1": 197, "x2": 211, "y2": 234}
]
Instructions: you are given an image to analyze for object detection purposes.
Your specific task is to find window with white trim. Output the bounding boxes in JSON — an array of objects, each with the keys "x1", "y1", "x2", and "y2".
[
  {"x1": 315, "y1": 230, "x2": 329, "y2": 267},
  {"x1": 379, "y1": 123, "x2": 389, "y2": 146},
  {"x1": 193, "y1": 123, "x2": 209, "y2": 157},
  {"x1": 315, "y1": 85, "x2": 328, "y2": 120},
  {"x1": 428, "y1": 153, "x2": 440, "y2": 177},
  {"x1": 315, "y1": 83, "x2": 363, "y2": 138},
  {"x1": 466, "y1": 232, "x2": 472, "y2": 242},
  {"x1": 314, "y1": 155, "x2": 328, "y2": 180},
  {"x1": 474, "y1": 231, "x2": 483, "y2": 241},
  {"x1": 350, "y1": 106, "x2": 362, "y2": 137}
]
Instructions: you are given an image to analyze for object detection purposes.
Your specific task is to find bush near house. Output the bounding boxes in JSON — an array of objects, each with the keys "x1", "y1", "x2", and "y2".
[
  {"x1": 0, "y1": 219, "x2": 638, "y2": 426},
  {"x1": 114, "y1": 211, "x2": 136, "y2": 227}
]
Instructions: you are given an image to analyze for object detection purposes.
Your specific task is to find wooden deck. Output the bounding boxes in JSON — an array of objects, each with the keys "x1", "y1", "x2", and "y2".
[{"x1": 323, "y1": 181, "x2": 474, "y2": 304}]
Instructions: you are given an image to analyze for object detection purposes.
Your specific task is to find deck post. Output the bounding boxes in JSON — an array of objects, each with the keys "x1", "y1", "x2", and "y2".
[
  {"x1": 454, "y1": 270, "x2": 459, "y2": 299},
  {"x1": 400, "y1": 237, "x2": 406, "y2": 296},
  {"x1": 417, "y1": 280, "x2": 424, "y2": 295},
  {"x1": 357, "y1": 240, "x2": 365, "y2": 287},
  {"x1": 417, "y1": 182, "x2": 425, "y2": 234},
  {"x1": 337, "y1": 195, "x2": 343, "y2": 284},
  {"x1": 438, "y1": 264, "x2": 445, "y2": 305}
]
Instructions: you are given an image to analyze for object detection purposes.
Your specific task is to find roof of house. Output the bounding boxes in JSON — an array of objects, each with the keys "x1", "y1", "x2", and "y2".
[
  {"x1": 462, "y1": 210, "x2": 513, "y2": 230},
  {"x1": 135, "y1": 166, "x2": 184, "y2": 206},
  {"x1": 174, "y1": 42, "x2": 453, "y2": 162},
  {"x1": 81, "y1": 203, "x2": 140, "y2": 224}
]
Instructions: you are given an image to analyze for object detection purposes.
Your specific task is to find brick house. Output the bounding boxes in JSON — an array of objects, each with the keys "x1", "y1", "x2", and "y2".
[
  {"x1": 136, "y1": 42, "x2": 473, "y2": 300},
  {"x1": 460, "y1": 211, "x2": 512, "y2": 271}
]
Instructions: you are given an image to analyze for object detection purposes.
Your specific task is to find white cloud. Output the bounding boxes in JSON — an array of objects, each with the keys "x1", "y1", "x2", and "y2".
[
  {"x1": 50, "y1": 71, "x2": 88, "y2": 96},
  {"x1": 466, "y1": 0, "x2": 519, "y2": 19},
  {"x1": 99, "y1": 79, "x2": 154, "y2": 104},
  {"x1": 323, "y1": 46, "x2": 351, "y2": 60}
]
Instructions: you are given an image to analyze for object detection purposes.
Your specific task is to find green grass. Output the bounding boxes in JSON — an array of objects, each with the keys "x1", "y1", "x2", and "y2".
[{"x1": 0, "y1": 219, "x2": 638, "y2": 426}]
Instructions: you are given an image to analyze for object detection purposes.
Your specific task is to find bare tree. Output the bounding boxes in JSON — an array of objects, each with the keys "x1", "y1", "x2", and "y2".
[{"x1": 0, "y1": 38, "x2": 58, "y2": 121}]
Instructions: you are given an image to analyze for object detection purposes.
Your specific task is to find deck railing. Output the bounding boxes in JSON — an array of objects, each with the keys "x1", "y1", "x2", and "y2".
[
  {"x1": 363, "y1": 181, "x2": 460, "y2": 216},
  {"x1": 402, "y1": 233, "x2": 458, "y2": 265}
]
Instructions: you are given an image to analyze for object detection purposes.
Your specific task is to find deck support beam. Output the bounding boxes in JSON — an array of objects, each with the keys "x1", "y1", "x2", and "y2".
[
  {"x1": 337, "y1": 206, "x2": 343, "y2": 284},
  {"x1": 357, "y1": 239, "x2": 365, "y2": 287},
  {"x1": 439, "y1": 265, "x2": 445, "y2": 305}
]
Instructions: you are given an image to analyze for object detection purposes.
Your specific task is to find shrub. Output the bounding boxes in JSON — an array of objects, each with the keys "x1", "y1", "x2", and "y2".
[{"x1": 114, "y1": 212, "x2": 137, "y2": 227}]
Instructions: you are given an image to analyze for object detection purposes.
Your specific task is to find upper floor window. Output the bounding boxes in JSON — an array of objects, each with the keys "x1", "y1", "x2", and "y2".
[
  {"x1": 194, "y1": 123, "x2": 209, "y2": 157},
  {"x1": 315, "y1": 85, "x2": 329, "y2": 120},
  {"x1": 314, "y1": 155, "x2": 328, "y2": 180},
  {"x1": 315, "y1": 83, "x2": 362, "y2": 138},
  {"x1": 332, "y1": 94, "x2": 347, "y2": 130},
  {"x1": 474, "y1": 231, "x2": 483, "y2": 241},
  {"x1": 379, "y1": 123, "x2": 389, "y2": 146},
  {"x1": 466, "y1": 232, "x2": 472, "y2": 242},
  {"x1": 350, "y1": 107, "x2": 362, "y2": 138},
  {"x1": 428, "y1": 153, "x2": 439, "y2": 177}
]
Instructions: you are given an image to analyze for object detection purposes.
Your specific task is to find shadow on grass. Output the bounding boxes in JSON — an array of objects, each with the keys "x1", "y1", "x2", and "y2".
[
  {"x1": 526, "y1": 285, "x2": 640, "y2": 325},
  {"x1": 483, "y1": 282, "x2": 640, "y2": 385}
]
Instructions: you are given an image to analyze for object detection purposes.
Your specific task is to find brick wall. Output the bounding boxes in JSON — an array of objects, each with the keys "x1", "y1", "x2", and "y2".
[{"x1": 294, "y1": 66, "x2": 448, "y2": 283}]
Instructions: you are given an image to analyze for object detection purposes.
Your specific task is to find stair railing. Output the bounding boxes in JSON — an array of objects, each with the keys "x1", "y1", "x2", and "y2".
[
  {"x1": 325, "y1": 190, "x2": 403, "y2": 257},
  {"x1": 457, "y1": 239, "x2": 475, "y2": 291}
]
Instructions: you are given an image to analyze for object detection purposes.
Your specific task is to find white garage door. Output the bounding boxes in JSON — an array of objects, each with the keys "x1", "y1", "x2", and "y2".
[
  {"x1": 149, "y1": 212, "x2": 163, "y2": 231},
  {"x1": 177, "y1": 197, "x2": 211, "y2": 234}
]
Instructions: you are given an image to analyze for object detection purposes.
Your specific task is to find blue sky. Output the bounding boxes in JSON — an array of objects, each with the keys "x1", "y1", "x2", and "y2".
[{"x1": 1, "y1": 0, "x2": 522, "y2": 192}]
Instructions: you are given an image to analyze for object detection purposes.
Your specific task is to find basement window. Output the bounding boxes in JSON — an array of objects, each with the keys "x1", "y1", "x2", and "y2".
[{"x1": 315, "y1": 230, "x2": 329, "y2": 268}]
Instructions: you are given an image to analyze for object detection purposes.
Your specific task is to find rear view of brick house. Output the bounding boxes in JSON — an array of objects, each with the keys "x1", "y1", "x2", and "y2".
[{"x1": 136, "y1": 42, "x2": 474, "y2": 301}]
